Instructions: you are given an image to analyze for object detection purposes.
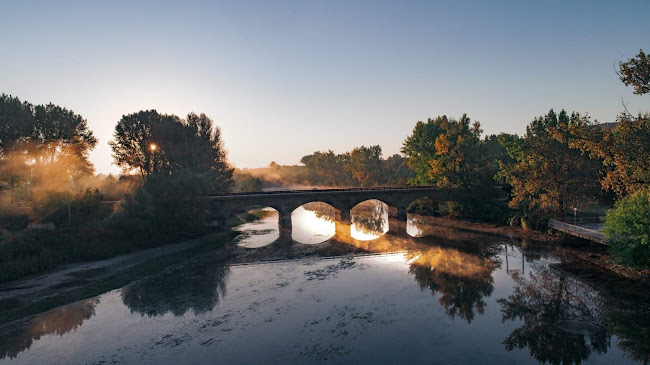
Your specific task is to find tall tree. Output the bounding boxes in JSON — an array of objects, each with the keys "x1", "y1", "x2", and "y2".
[
  {"x1": 110, "y1": 110, "x2": 233, "y2": 192},
  {"x1": 343, "y1": 145, "x2": 383, "y2": 187},
  {"x1": 498, "y1": 110, "x2": 601, "y2": 222},
  {"x1": 402, "y1": 114, "x2": 484, "y2": 189},
  {"x1": 0, "y1": 94, "x2": 97, "y2": 198},
  {"x1": 618, "y1": 49, "x2": 650, "y2": 95},
  {"x1": 570, "y1": 113, "x2": 650, "y2": 197}
]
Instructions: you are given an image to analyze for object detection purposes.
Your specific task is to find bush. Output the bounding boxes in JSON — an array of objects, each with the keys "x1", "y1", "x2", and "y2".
[
  {"x1": 38, "y1": 189, "x2": 112, "y2": 227},
  {"x1": 604, "y1": 190, "x2": 650, "y2": 267},
  {"x1": 0, "y1": 212, "x2": 30, "y2": 232},
  {"x1": 407, "y1": 197, "x2": 439, "y2": 216},
  {"x1": 108, "y1": 171, "x2": 213, "y2": 246}
]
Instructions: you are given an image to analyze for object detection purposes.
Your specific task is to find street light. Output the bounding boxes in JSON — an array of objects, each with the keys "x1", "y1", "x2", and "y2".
[{"x1": 150, "y1": 143, "x2": 158, "y2": 173}]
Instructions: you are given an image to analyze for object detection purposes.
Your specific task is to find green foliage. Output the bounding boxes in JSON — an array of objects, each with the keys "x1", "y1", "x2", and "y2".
[
  {"x1": 498, "y1": 109, "x2": 602, "y2": 226},
  {"x1": 38, "y1": 189, "x2": 111, "y2": 227},
  {"x1": 110, "y1": 110, "x2": 233, "y2": 192},
  {"x1": 618, "y1": 49, "x2": 650, "y2": 95},
  {"x1": 571, "y1": 113, "x2": 650, "y2": 197},
  {"x1": 299, "y1": 146, "x2": 413, "y2": 187},
  {"x1": 0, "y1": 212, "x2": 29, "y2": 232},
  {"x1": 0, "y1": 94, "x2": 97, "y2": 202},
  {"x1": 401, "y1": 114, "x2": 509, "y2": 222},
  {"x1": 604, "y1": 190, "x2": 650, "y2": 267},
  {"x1": 108, "y1": 171, "x2": 213, "y2": 246},
  {"x1": 407, "y1": 197, "x2": 439, "y2": 216}
]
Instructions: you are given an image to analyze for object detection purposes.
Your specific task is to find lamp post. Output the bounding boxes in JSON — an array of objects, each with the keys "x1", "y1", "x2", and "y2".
[
  {"x1": 150, "y1": 143, "x2": 157, "y2": 173},
  {"x1": 573, "y1": 207, "x2": 577, "y2": 225}
]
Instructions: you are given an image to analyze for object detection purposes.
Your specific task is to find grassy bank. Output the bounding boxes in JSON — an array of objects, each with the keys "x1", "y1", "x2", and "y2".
[
  {"x1": 0, "y1": 231, "x2": 238, "y2": 325},
  {"x1": 0, "y1": 207, "x2": 264, "y2": 285}
]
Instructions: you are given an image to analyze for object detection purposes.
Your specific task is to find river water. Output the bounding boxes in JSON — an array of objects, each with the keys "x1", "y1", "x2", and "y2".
[{"x1": 1, "y1": 201, "x2": 648, "y2": 364}]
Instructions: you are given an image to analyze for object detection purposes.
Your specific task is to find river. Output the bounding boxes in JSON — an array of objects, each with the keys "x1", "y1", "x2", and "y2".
[{"x1": 0, "y1": 201, "x2": 648, "y2": 364}]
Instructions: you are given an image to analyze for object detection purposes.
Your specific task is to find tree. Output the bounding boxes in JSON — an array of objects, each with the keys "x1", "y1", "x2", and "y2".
[
  {"x1": 498, "y1": 110, "x2": 601, "y2": 225},
  {"x1": 618, "y1": 49, "x2": 650, "y2": 95},
  {"x1": 603, "y1": 190, "x2": 650, "y2": 267},
  {"x1": 402, "y1": 114, "x2": 484, "y2": 189},
  {"x1": 570, "y1": 113, "x2": 650, "y2": 197},
  {"x1": 0, "y1": 94, "x2": 97, "y2": 200},
  {"x1": 110, "y1": 110, "x2": 233, "y2": 192},
  {"x1": 498, "y1": 268, "x2": 610, "y2": 364},
  {"x1": 343, "y1": 145, "x2": 383, "y2": 187}
]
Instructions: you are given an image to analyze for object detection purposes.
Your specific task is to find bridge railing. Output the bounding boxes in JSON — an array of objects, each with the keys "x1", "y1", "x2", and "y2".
[{"x1": 207, "y1": 185, "x2": 442, "y2": 197}]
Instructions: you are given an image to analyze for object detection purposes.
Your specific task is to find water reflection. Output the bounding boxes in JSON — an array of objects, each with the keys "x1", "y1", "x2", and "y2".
[
  {"x1": 498, "y1": 265, "x2": 610, "y2": 364},
  {"x1": 3, "y1": 207, "x2": 650, "y2": 364},
  {"x1": 350, "y1": 200, "x2": 388, "y2": 240},
  {"x1": 291, "y1": 203, "x2": 335, "y2": 244},
  {"x1": 121, "y1": 259, "x2": 230, "y2": 317},
  {"x1": 234, "y1": 208, "x2": 279, "y2": 248},
  {"x1": 406, "y1": 247, "x2": 499, "y2": 323},
  {"x1": 0, "y1": 298, "x2": 99, "y2": 360}
]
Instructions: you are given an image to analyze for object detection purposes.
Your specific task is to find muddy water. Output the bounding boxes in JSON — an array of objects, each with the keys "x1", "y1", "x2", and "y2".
[{"x1": 1, "y1": 202, "x2": 648, "y2": 364}]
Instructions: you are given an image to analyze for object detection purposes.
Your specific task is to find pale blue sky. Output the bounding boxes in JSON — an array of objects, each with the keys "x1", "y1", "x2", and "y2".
[{"x1": 1, "y1": 0, "x2": 649, "y2": 174}]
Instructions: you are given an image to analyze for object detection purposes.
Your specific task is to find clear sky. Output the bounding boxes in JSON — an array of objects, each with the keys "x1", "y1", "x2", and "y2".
[{"x1": 1, "y1": 0, "x2": 649, "y2": 174}]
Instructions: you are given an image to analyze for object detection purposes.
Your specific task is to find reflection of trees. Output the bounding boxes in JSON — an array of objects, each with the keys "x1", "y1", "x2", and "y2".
[
  {"x1": 302, "y1": 202, "x2": 337, "y2": 223},
  {"x1": 121, "y1": 260, "x2": 229, "y2": 317},
  {"x1": 497, "y1": 267, "x2": 610, "y2": 364},
  {"x1": 352, "y1": 200, "x2": 387, "y2": 236},
  {"x1": 0, "y1": 297, "x2": 99, "y2": 360},
  {"x1": 405, "y1": 246, "x2": 498, "y2": 323},
  {"x1": 603, "y1": 299, "x2": 650, "y2": 364}
]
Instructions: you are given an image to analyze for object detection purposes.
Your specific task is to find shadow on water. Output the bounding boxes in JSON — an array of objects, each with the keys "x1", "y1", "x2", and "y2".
[
  {"x1": 121, "y1": 259, "x2": 230, "y2": 317},
  {"x1": 0, "y1": 298, "x2": 99, "y2": 360}
]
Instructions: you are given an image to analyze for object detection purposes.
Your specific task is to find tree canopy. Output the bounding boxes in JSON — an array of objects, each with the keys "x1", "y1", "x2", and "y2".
[
  {"x1": 498, "y1": 110, "x2": 601, "y2": 223},
  {"x1": 110, "y1": 110, "x2": 233, "y2": 192},
  {"x1": 618, "y1": 49, "x2": 650, "y2": 95}
]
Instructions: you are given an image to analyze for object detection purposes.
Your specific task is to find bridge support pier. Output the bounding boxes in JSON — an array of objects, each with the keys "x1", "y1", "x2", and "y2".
[
  {"x1": 279, "y1": 212, "x2": 292, "y2": 229},
  {"x1": 388, "y1": 219, "x2": 407, "y2": 236},
  {"x1": 396, "y1": 205, "x2": 408, "y2": 221},
  {"x1": 339, "y1": 209, "x2": 351, "y2": 225}
]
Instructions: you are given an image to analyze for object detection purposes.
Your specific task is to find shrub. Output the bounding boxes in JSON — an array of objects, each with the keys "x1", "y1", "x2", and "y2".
[
  {"x1": 39, "y1": 189, "x2": 111, "y2": 227},
  {"x1": 604, "y1": 190, "x2": 650, "y2": 267},
  {"x1": 0, "y1": 212, "x2": 30, "y2": 232},
  {"x1": 108, "y1": 171, "x2": 213, "y2": 246},
  {"x1": 407, "y1": 197, "x2": 439, "y2": 216}
]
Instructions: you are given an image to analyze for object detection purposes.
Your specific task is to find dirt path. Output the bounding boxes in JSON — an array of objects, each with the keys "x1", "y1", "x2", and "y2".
[{"x1": 0, "y1": 233, "x2": 222, "y2": 307}]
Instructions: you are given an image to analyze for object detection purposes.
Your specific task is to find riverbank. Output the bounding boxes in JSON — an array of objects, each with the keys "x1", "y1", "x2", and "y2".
[{"x1": 1, "y1": 212, "x2": 647, "y2": 327}]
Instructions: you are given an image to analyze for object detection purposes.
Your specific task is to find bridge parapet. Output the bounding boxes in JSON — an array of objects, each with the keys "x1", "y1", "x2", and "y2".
[{"x1": 208, "y1": 186, "x2": 450, "y2": 231}]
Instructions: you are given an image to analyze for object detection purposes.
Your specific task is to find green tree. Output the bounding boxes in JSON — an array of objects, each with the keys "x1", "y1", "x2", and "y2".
[
  {"x1": 110, "y1": 110, "x2": 233, "y2": 192},
  {"x1": 603, "y1": 190, "x2": 650, "y2": 267},
  {"x1": 498, "y1": 110, "x2": 601, "y2": 226},
  {"x1": 402, "y1": 114, "x2": 484, "y2": 189},
  {"x1": 343, "y1": 145, "x2": 383, "y2": 187},
  {"x1": 618, "y1": 49, "x2": 650, "y2": 95},
  {"x1": 0, "y1": 94, "x2": 97, "y2": 199}
]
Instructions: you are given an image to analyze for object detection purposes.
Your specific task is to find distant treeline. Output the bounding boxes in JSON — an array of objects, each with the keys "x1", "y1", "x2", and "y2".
[{"x1": 233, "y1": 146, "x2": 414, "y2": 191}]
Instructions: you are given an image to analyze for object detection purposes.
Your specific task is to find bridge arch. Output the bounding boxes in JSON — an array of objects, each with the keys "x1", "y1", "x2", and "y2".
[
  {"x1": 291, "y1": 201, "x2": 338, "y2": 245},
  {"x1": 349, "y1": 199, "x2": 389, "y2": 241}
]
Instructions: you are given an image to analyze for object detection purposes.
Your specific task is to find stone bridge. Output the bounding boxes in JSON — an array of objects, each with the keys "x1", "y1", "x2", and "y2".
[{"x1": 207, "y1": 186, "x2": 449, "y2": 229}]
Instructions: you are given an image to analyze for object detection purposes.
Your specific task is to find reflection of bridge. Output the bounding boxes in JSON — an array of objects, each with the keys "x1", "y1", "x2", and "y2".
[{"x1": 208, "y1": 187, "x2": 449, "y2": 229}]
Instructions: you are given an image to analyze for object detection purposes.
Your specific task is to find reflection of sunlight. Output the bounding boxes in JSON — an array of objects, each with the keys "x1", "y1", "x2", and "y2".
[
  {"x1": 235, "y1": 208, "x2": 279, "y2": 248},
  {"x1": 406, "y1": 218, "x2": 425, "y2": 237},
  {"x1": 350, "y1": 224, "x2": 385, "y2": 241},
  {"x1": 291, "y1": 206, "x2": 335, "y2": 244},
  {"x1": 405, "y1": 247, "x2": 494, "y2": 278}
]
